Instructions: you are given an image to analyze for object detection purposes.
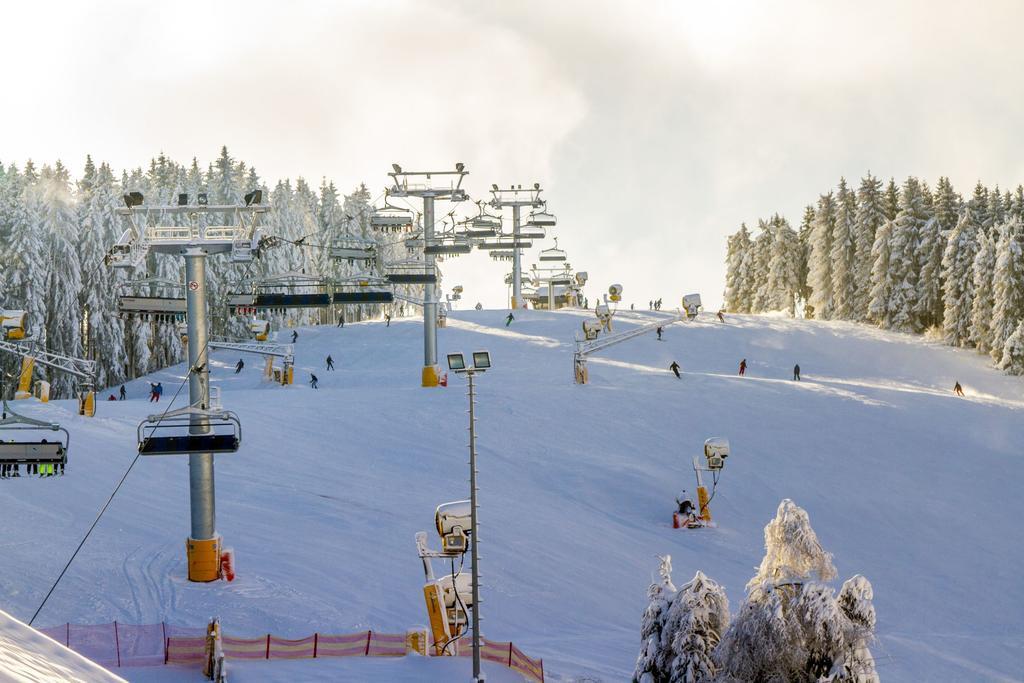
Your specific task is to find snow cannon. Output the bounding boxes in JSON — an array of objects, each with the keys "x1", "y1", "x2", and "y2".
[
  {"x1": 1, "y1": 310, "x2": 29, "y2": 341},
  {"x1": 608, "y1": 283, "x2": 623, "y2": 303},
  {"x1": 682, "y1": 293, "x2": 702, "y2": 319},
  {"x1": 582, "y1": 320, "x2": 601, "y2": 341},
  {"x1": 575, "y1": 271, "x2": 589, "y2": 286},
  {"x1": 703, "y1": 437, "x2": 729, "y2": 470},
  {"x1": 435, "y1": 500, "x2": 472, "y2": 555}
]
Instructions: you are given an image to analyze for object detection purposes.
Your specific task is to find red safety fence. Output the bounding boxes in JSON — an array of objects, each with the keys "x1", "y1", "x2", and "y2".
[{"x1": 38, "y1": 622, "x2": 543, "y2": 682}]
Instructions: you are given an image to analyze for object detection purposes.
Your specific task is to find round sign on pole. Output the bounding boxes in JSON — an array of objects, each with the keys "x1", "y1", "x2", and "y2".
[{"x1": 188, "y1": 281, "x2": 200, "y2": 291}]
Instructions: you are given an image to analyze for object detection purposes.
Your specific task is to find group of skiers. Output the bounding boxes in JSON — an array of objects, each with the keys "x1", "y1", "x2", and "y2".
[
  {"x1": 148, "y1": 382, "x2": 164, "y2": 402},
  {"x1": 1, "y1": 458, "x2": 63, "y2": 478},
  {"x1": 649, "y1": 299, "x2": 664, "y2": 311}
]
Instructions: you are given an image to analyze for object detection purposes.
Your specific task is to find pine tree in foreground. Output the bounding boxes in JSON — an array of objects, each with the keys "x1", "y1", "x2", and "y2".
[
  {"x1": 633, "y1": 555, "x2": 677, "y2": 683},
  {"x1": 999, "y1": 319, "x2": 1024, "y2": 375}
]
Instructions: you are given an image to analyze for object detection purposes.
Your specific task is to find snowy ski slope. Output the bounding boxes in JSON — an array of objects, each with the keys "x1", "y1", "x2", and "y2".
[{"x1": 1, "y1": 310, "x2": 1022, "y2": 681}]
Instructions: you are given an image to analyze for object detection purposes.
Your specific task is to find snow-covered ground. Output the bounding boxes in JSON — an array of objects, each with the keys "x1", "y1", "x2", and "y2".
[
  {"x1": 0, "y1": 608, "x2": 125, "y2": 682},
  {"x1": 1, "y1": 310, "x2": 1022, "y2": 682}
]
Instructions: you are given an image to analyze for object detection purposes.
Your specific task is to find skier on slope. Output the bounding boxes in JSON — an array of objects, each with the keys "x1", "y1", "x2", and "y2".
[
  {"x1": 669, "y1": 361, "x2": 681, "y2": 378},
  {"x1": 326, "y1": 355, "x2": 335, "y2": 371},
  {"x1": 656, "y1": 326, "x2": 663, "y2": 341},
  {"x1": 954, "y1": 380, "x2": 965, "y2": 396},
  {"x1": 738, "y1": 359, "x2": 747, "y2": 376},
  {"x1": 235, "y1": 358, "x2": 245, "y2": 374},
  {"x1": 717, "y1": 309, "x2": 726, "y2": 323},
  {"x1": 384, "y1": 313, "x2": 391, "y2": 327},
  {"x1": 337, "y1": 314, "x2": 345, "y2": 328},
  {"x1": 291, "y1": 330, "x2": 299, "y2": 344},
  {"x1": 309, "y1": 373, "x2": 319, "y2": 389},
  {"x1": 505, "y1": 312, "x2": 514, "y2": 327},
  {"x1": 793, "y1": 364, "x2": 800, "y2": 381},
  {"x1": 119, "y1": 385, "x2": 126, "y2": 400}
]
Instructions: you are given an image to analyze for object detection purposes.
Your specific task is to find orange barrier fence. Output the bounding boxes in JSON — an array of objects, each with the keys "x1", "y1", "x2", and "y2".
[{"x1": 39, "y1": 622, "x2": 543, "y2": 682}]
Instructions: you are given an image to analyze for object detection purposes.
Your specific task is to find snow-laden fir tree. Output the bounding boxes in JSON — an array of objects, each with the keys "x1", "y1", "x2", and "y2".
[
  {"x1": 723, "y1": 224, "x2": 753, "y2": 313},
  {"x1": 866, "y1": 220, "x2": 893, "y2": 326},
  {"x1": 941, "y1": 209, "x2": 981, "y2": 347},
  {"x1": 852, "y1": 175, "x2": 886, "y2": 320},
  {"x1": 999, "y1": 319, "x2": 1024, "y2": 375},
  {"x1": 797, "y1": 205, "x2": 815, "y2": 309},
  {"x1": 750, "y1": 220, "x2": 775, "y2": 313},
  {"x1": 886, "y1": 178, "x2": 928, "y2": 332},
  {"x1": 882, "y1": 178, "x2": 900, "y2": 221},
  {"x1": 764, "y1": 215, "x2": 802, "y2": 315},
  {"x1": 916, "y1": 212, "x2": 946, "y2": 330},
  {"x1": 715, "y1": 500, "x2": 878, "y2": 683},
  {"x1": 807, "y1": 193, "x2": 836, "y2": 319},
  {"x1": 989, "y1": 218, "x2": 1024, "y2": 363},
  {"x1": 633, "y1": 555, "x2": 678, "y2": 683},
  {"x1": 830, "y1": 179, "x2": 857, "y2": 320},
  {"x1": 969, "y1": 231, "x2": 997, "y2": 353},
  {"x1": 666, "y1": 572, "x2": 730, "y2": 683}
]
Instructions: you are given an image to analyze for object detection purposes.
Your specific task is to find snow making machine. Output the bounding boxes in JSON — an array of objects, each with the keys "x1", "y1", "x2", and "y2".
[
  {"x1": 674, "y1": 437, "x2": 729, "y2": 529},
  {"x1": 415, "y1": 500, "x2": 475, "y2": 655},
  {"x1": 0, "y1": 400, "x2": 70, "y2": 478},
  {"x1": 1, "y1": 310, "x2": 29, "y2": 341},
  {"x1": 682, "y1": 293, "x2": 702, "y2": 320}
]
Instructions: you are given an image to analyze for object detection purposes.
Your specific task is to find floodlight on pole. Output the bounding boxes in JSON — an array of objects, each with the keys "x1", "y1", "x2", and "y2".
[{"x1": 446, "y1": 349, "x2": 490, "y2": 682}]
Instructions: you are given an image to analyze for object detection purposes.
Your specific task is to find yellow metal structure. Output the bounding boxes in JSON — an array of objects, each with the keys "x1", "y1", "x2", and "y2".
[
  {"x1": 574, "y1": 360, "x2": 589, "y2": 385},
  {"x1": 697, "y1": 485, "x2": 712, "y2": 522},
  {"x1": 187, "y1": 536, "x2": 222, "y2": 582},
  {"x1": 78, "y1": 391, "x2": 95, "y2": 417},
  {"x1": 406, "y1": 628, "x2": 429, "y2": 656},
  {"x1": 281, "y1": 365, "x2": 293, "y2": 386},
  {"x1": 34, "y1": 381, "x2": 50, "y2": 403},
  {"x1": 14, "y1": 357, "x2": 34, "y2": 400},
  {"x1": 422, "y1": 364, "x2": 440, "y2": 388},
  {"x1": 423, "y1": 583, "x2": 451, "y2": 655}
]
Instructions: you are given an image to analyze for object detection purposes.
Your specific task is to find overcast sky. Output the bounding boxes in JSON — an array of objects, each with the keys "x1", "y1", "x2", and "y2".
[{"x1": 3, "y1": 0, "x2": 1023, "y2": 308}]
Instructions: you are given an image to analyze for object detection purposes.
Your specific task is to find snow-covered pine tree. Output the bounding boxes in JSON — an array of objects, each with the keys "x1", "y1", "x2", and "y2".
[
  {"x1": 836, "y1": 575, "x2": 879, "y2": 681},
  {"x1": 830, "y1": 179, "x2": 857, "y2": 319},
  {"x1": 969, "y1": 231, "x2": 997, "y2": 354},
  {"x1": 8, "y1": 162, "x2": 48, "y2": 343},
  {"x1": 78, "y1": 158, "x2": 128, "y2": 388},
  {"x1": 665, "y1": 571, "x2": 730, "y2": 683},
  {"x1": 916, "y1": 215, "x2": 945, "y2": 330},
  {"x1": 989, "y1": 218, "x2": 1024, "y2": 363},
  {"x1": 882, "y1": 178, "x2": 900, "y2": 221},
  {"x1": 807, "y1": 192, "x2": 837, "y2": 319},
  {"x1": 750, "y1": 220, "x2": 775, "y2": 313},
  {"x1": 941, "y1": 209, "x2": 981, "y2": 347},
  {"x1": 40, "y1": 162, "x2": 84, "y2": 398},
  {"x1": 886, "y1": 177, "x2": 928, "y2": 332},
  {"x1": 968, "y1": 182, "x2": 990, "y2": 234},
  {"x1": 764, "y1": 215, "x2": 802, "y2": 315},
  {"x1": 852, "y1": 175, "x2": 885, "y2": 320},
  {"x1": 866, "y1": 220, "x2": 894, "y2": 327},
  {"x1": 999, "y1": 319, "x2": 1024, "y2": 375},
  {"x1": 797, "y1": 205, "x2": 815, "y2": 310},
  {"x1": 716, "y1": 500, "x2": 877, "y2": 683},
  {"x1": 1011, "y1": 185, "x2": 1024, "y2": 221},
  {"x1": 724, "y1": 224, "x2": 753, "y2": 313},
  {"x1": 986, "y1": 185, "x2": 1005, "y2": 232},
  {"x1": 633, "y1": 555, "x2": 678, "y2": 683}
]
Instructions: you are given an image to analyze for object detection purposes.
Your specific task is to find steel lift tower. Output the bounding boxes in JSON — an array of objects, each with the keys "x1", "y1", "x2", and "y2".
[
  {"x1": 112, "y1": 190, "x2": 267, "y2": 581},
  {"x1": 489, "y1": 184, "x2": 556, "y2": 310},
  {"x1": 387, "y1": 164, "x2": 469, "y2": 387}
]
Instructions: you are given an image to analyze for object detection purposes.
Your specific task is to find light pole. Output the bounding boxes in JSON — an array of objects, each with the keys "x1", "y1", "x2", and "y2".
[{"x1": 447, "y1": 350, "x2": 491, "y2": 682}]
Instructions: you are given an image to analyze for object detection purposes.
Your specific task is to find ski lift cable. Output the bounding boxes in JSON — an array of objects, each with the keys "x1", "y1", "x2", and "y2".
[{"x1": 28, "y1": 344, "x2": 208, "y2": 627}]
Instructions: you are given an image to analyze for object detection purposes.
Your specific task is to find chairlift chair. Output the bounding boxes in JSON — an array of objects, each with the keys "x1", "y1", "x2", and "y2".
[
  {"x1": 489, "y1": 250, "x2": 515, "y2": 262},
  {"x1": 0, "y1": 400, "x2": 69, "y2": 476},
  {"x1": 518, "y1": 224, "x2": 546, "y2": 240},
  {"x1": 526, "y1": 209, "x2": 557, "y2": 227},
  {"x1": 330, "y1": 236, "x2": 377, "y2": 262},
  {"x1": 424, "y1": 234, "x2": 472, "y2": 255},
  {"x1": 137, "y1": 405, "x2": 242, "y2": 456},
  {"x1": 370, "y1": 194, "x2": 415, "y2": 233},
  {"x1": 385, "y1": 261, "x2": 439, "y2": 285},
  {"x1": 539, "y1": 238, "x2": 567, "y2": 262},
  {"x1": 333, "y1": 276, "x2": 395, "y2": 304},
  {"x1": 465, "y1": 215, "x2": 501, "y2": 238}
]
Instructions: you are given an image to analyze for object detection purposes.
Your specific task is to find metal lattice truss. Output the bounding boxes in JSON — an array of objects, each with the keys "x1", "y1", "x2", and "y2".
[
  {"x1": 0, "y1": 339, "x2": 97, "y2": 387},
  {"x1": 207, "y1": 338, "x2": 295, "y2": 366},
  {"x1": 575, "y1": 312, "x2": 684, "y2": 358}
]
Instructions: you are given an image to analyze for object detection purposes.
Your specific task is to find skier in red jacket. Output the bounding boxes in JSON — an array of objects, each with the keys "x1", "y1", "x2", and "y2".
[{"x1": 738, "y1": 359, "x2": 747, "y2": 376}]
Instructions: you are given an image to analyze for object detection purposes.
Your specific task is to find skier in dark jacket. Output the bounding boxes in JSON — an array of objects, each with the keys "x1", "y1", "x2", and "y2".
[
  {"x1": 656, "y1": 326, "x2": 663, "y2": 341},
  {"x1": 326, "y1": 355, "x2": 335, "y2": 371},
  {"x1": 717, "y1": 310, "x2": 726, "y2": 323},
  {"x1": 954, "y1": 381, "x2": 964, "y2": 396},
  {"x1": 235, "y1": 358, "x2": 245, "y2": 374},
  {"x1": 119, "y1": 385, "x2": 126, "y2": 400},
  {"x1": 291, "y1": 330, "x2": 299, "y2": 344},
  {"x1": 739, "y1": 359, "x2": 747, "y2": 376},
  {"x1": 337, "y1": 315, "x2": 345, "y2": 328},
  {"x1": 384, "y1": 313, "x2": 391, "y2": 327},
  {"x1": 309, "y1": 373, "x2": 319, "y2": 389},
  {"x1": 669, "y1": 361, "x2": 681, "y2": 378},
  {"x1": 793, "y1": 364, "x2": 800, "y2": 381},
  {"x1": 505, "y1": 312, "x2": 514, "y2": 327}
]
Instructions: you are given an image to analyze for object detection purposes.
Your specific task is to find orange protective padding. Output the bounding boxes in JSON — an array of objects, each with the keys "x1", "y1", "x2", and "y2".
[
  {"x1": 187, "y1": 537, "x2": 222, "y2": 582},
  {"x1": 314, "y1": 632, "x2": 371, "y2": 657},
  {"x1": 697, "y1": 486, "x2": 712, "y2": 522},
  {"x1": 511, "y1": 643, "x2": 545, "y2": 683},
  {"x1": 423, "y1": 584, "x2": 451, "y2": 655}
]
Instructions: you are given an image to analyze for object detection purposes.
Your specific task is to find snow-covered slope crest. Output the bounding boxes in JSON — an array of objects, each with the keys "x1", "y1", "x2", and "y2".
[
  {"x1": 1, "y1": 310, "x2": 1022, "y2": 682},
  {"x1": 0, "y1": 609, "x2": 125, "y2": 682}
]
